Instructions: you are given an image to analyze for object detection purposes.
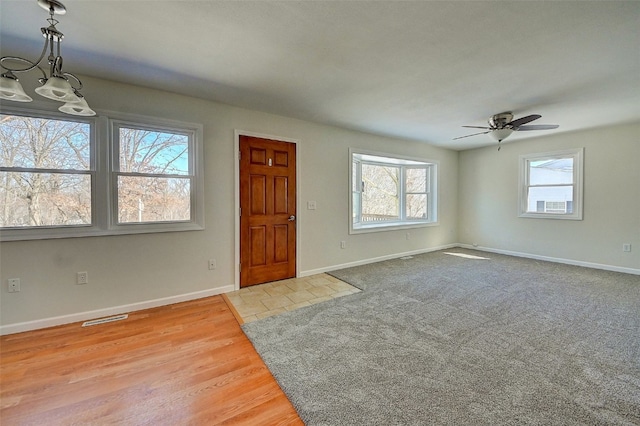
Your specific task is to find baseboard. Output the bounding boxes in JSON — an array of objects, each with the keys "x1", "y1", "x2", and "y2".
[
  {"x1": 0, "y1": 285, "x2": 235, "y2": 336},
  {"x1": 299, "y1": 243, "x2": 459, "y2": 277},
  {"x1": 458, "y1": 244, "x2": 640, "y2": 276}
]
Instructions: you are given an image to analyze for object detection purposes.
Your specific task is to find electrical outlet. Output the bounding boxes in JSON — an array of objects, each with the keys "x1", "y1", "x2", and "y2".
[
  {"x1": 77, "y1": 271, "x2": 88, "y2": 285},
  {"x1": 8, "y1": 278, "x2": 20, "y2": 293},
  {"x1": 307, "y1": 201, "x2": 317, "y2": 210},
  {"x1": 208, "y1": 259, "x2": 217, "y2": 270},
  {"x1": 406, "y1": 232, "x2": 410, "y2": 240},
  {"x1": 623, "y1": 243, "x2": 632, "y2": 252}
]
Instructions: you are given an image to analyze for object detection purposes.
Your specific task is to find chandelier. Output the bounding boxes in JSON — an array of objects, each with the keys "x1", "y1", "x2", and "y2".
[{"x1": 0, "y1": 0, "x2": 95, "y2": 116}]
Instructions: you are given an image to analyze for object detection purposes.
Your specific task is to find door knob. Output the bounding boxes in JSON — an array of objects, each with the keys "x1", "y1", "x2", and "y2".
[{"x1": 288, "y1": 215, "x2": 296, "y2": 221}]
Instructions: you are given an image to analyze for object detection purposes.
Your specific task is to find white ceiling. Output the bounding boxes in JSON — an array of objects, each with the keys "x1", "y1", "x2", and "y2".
[{"x1": 2, "y1": 0, "x2": 639, "y2": 150}]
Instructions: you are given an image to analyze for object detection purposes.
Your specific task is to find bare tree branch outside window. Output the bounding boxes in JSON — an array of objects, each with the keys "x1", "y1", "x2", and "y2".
[
  {"x1": 0, "y1": 114, "x2": 91, "y2": 227},
  {"x1": 1, "y1": 110, "x2": 203, "y2": 240},
  {"x1": 116, "y1": 127, "x2": 191, "y2": 224},
  {"x1": 351, "y1": 152, "x2": 436, "y2": 230}
]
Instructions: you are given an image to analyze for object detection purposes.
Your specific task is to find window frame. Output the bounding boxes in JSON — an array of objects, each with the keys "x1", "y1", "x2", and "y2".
[
  {"x1": 350, "y1": 149, "x2": 438, "y2": 234},
  {"x1": 518, "y1": 148, "x2": 584, "y2": 220},
  {"x1": 0, "y1": 106, "x2": 101, "y2": 240},
  {"x1": 0, "y1": 106, "x2": 204, "y2": 241},
  {"x1": 109, "y1": 117, "x2": 204, "y2": 234}
]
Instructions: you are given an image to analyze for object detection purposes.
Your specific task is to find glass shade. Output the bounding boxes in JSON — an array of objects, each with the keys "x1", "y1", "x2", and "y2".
[
  {"x1": 34, "y1": 76, "x2": 80, "y2": 102},
  {"x1": 489, "y1": 128, "x2": 513, "y2": 142},
  {"x1": 58, "y1": 96, "x2": 96, "y2": 116},
  {"x1": 0, "y1": 75, "x2": 33, "y2": 102}
]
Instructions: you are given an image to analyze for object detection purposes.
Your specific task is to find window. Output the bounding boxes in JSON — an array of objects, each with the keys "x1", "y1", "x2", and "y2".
[
  {"x1": 0, "y1": 112, "x2": 95, "y2": 230},
  {"x1": 112, "y1": 121, "x2": 194, "y2": 225},
  {"x1": 519, "y1": 148, "x2": 583, "y2": 220},
  {"x1": 0, "y1": 107, "x2": 204, "y2": 241},
  {"x1": 350, "y1": 150, "x2": 437, "y2": 233}
]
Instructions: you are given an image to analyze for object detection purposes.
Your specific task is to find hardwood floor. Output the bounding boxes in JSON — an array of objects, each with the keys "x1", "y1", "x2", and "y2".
[{"x1": 0, "y1": 296, "x2": 303, "y2": 425}]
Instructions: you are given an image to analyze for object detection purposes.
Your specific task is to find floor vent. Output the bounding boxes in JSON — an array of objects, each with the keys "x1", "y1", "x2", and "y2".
[
  {"x1": 400, "y1": 256, "x2": 414, "y2": 260},
  {"x1": 82, "y1": 314, "x2": 128, "y2": 327}
]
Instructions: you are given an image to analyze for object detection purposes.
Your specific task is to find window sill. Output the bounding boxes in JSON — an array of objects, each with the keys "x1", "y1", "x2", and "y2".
[
  {"x1": 518, "y1": 212, "x2": 583, "y2": 220},
  {"x1": 350, "y1": 221, "x2": 438, "y2": 234},
  {"x1": 1, "y1": 222, "x2": 204, "y2": 242}
]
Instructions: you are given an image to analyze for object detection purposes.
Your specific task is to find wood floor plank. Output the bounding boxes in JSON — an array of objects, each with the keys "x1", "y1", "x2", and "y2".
[{"x1": 0, "y1": 295, "x2": 302, "y2": 425}]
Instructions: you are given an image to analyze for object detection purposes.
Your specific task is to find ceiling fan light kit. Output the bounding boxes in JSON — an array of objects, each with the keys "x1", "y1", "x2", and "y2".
[
  {"x1": 454, "y1": 111, "x2": 559, "y2": 149},
  {"x1": 489, "y1": 128, "x2": 513, "y2": 142},
  {"x1": 0, "y1": 0, "x2": 95, "y2": 116}
]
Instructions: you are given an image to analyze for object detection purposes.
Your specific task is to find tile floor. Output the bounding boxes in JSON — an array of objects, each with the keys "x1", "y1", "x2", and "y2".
[{"x1": 225, "y1": 273, "x2": 360, "y2": 323}]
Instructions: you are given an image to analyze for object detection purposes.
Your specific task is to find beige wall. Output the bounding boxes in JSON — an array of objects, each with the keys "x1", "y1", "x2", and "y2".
[
  {"x1": 458, "y1": 122, "x2": 640, "y2": 271},
  {"x1": 0, "y1": 77, "x2": 458, "y2": 330}
]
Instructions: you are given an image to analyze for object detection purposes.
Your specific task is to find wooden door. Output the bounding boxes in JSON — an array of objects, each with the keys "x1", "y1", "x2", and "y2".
[{"x1": 240, "y1": 135, "x2": 296, "y2": 287}]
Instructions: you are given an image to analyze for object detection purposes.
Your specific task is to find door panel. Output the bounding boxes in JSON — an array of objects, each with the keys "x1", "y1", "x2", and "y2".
[
  {"x1": 274, "y1": 177, "x2": 288, "y2": 214},
  {"x1": 240, "y1": 135, "x2": 296, "y2": 287},
  {"x1": 250, "y1": 176, "x2": 266, "y2": 215},
  {"x1": 274, "y1": 150, "x2": 289, "y2": 167},
  {"x1": 274, "y1": 224, "x2": 289, "y2": 263},
  {"x1": 250, "y1": 147, "x2": 267, "y2": 165},
  {"x1": 250, "y1": 226, "x2": 267, "y2": 266}
]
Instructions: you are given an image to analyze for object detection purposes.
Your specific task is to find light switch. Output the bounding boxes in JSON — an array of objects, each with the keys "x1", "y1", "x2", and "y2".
[{"x1": 307, "y1": 201, "x2": 317, "y2": 210}]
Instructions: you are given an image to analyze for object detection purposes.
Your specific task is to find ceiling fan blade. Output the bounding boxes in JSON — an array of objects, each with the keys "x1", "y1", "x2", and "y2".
[
  {"x1": 508, "y1": 114, "x2": 541, "y2": 128},
  {"x1": 516, "y1": 124, "x2": 559, "y2": 131},
  {"x1": 453, "y1": 130, "x2": 490, "y2": 140},
  {"x1": 462, "y1": 125, "x2": 492, "y2": 129}
]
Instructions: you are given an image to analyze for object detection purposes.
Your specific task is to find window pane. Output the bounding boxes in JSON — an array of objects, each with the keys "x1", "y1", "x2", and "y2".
[
  {"x1": 352, "y1": 192, "x2": 360, "y2": 224},
  {"x1": 352, "y1": 160, "x2": 359, "y2": 192},
  {"x1": 406, "y1": 194, "x2": 427, "y2": 220},
  {"x1": 529, "y1": 158, "x2": 573, "y2": 185},
  {"x1": 118, "y1": 127, "x2": 189, "y2": 175},
  {"x1": 0, "y1": 115, "x2": 91, "y2": 170},
  {"x1": 0, "y1": 171, "x2": 91, "y2": 227},
  {"x1": 406, "y1": 168, "x2": 427, "y2": 193},
  {"x1": 118, "y1": 176, "x2": 190, "y2": 223},
  {"x1": 361, "y1": 164, "x2": 399, "y2": 222},
  {"x1": 527, "y1": 185, "x2": 573, "y2": 213}
]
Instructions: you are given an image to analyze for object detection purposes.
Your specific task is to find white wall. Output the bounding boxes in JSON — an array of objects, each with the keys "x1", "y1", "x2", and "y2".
[
  {"x1": 458, "y1": 123, "x2": 640, "y2": 272},
  {"x1": 0, "y1": 76, "x2": 458, "y2": 331}
]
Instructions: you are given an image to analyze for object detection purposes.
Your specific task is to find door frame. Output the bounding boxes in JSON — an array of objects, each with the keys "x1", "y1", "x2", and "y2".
[{"x1": 234, "y1": 130, "x2": 300, "y2": 291}]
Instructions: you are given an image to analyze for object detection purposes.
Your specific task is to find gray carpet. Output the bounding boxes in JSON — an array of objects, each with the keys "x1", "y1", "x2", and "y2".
[{"x1": 242, "y1": 249, "x2": 640, "y2": 425}]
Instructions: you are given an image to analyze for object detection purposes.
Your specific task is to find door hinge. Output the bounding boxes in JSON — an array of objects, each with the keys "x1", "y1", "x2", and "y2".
[
  {"x1": 239, "y1": 263, "x2": 242, "y2": 272},
  {"x1": 239, "y1": 207, "x2": 241, "y2": 217},
  {"x1": 238, "y1": 150, "x2": 241, "y2": 160}
]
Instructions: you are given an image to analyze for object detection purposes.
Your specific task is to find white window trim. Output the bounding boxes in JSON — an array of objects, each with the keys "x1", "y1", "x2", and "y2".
[
  {"x1": 108, "y1": 115, "x2": 204, "y2": 235},
  {"x1": 0, "y1": 106, "x2": 204, "y2": 241},
  {"x1": 518, "y1": 148, "x2": 584, "y2": 220},
  {"x1": 349, "y1": 148, "x2": 438, "y2": 234}
]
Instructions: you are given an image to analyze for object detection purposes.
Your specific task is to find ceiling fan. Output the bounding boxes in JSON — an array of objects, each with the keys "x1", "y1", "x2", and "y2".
[{"x1": 454, "y1": 112, "x2": 559, "y2": 150}]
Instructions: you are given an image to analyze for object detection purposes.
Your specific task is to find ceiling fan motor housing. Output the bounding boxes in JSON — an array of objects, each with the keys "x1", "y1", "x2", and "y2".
[{"x1": 489, "y1": 112, "x2": 514, "y2": 129}]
